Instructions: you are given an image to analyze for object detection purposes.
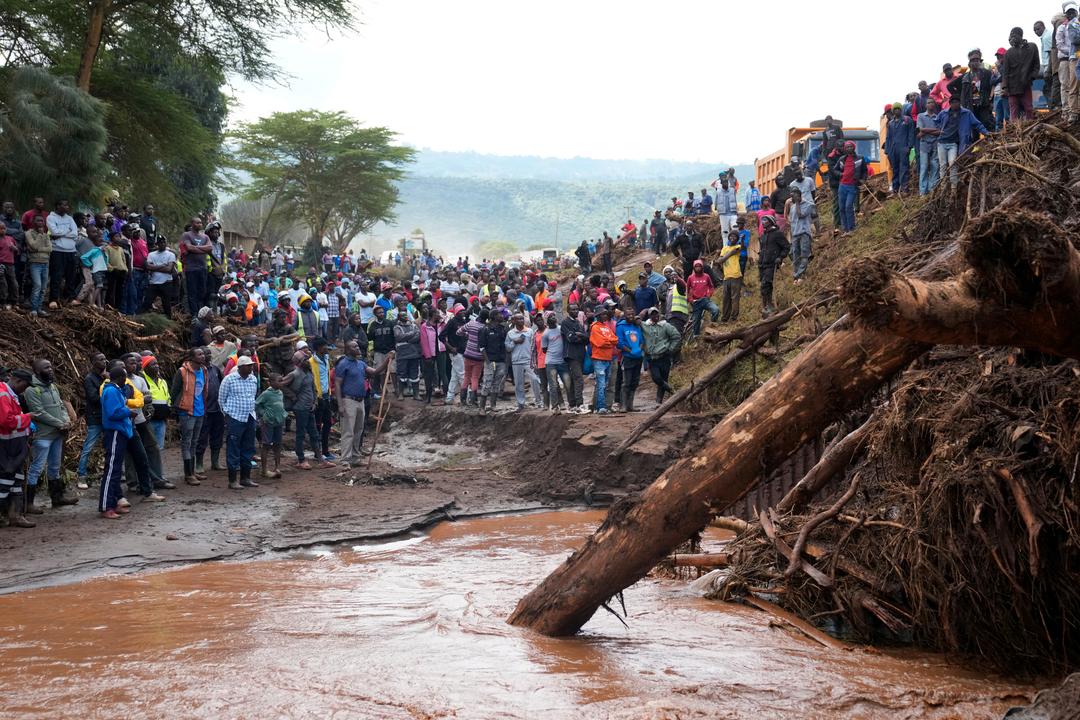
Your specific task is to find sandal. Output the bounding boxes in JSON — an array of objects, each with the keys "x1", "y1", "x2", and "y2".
[{"x1": 294, "y1": 461, "x2": 312, "y2": 470}]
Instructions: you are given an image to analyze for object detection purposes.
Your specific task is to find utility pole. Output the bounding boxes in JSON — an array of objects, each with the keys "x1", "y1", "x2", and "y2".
[
  {"x1": 554, "y1": 211, "x2": 560, "y2": 252},
  {"x1": 623, "y1": 205, "x2": 632, "y2": 222}
]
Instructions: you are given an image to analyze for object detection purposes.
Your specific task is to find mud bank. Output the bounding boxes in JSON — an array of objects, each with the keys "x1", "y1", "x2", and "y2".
[{"x1": 0, "y1": 401, "x2": 691, "y2": 593}]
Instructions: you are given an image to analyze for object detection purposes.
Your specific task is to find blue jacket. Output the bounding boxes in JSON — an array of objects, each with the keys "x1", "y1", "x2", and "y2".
[
  {"x1": 884, "y1": 117, "x2": 915, "y2": 154},
  {"x1": 615, "y1": 320, "x2": 644, "y2": 359},
  {"x1": 101, "y1": 382, "x2": 133, "y2": 438},
  {"x1": 632, "y1": 285, "x2": 659, "y2": 315},
  {"x1": 696, "y1": 194, "x2": 713, "y2": 214},
  {"x1": 934, "y1": 108, "x2": 989, "y2": 153}
]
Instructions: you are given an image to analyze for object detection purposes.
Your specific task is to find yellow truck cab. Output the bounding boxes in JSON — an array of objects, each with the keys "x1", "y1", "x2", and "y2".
[{"x1": 755, "y1": 123, "x2": 883, "y2": 195}]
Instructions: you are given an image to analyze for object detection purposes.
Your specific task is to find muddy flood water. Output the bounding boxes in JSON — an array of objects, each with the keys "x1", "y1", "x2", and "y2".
[{"x1": 1, "y1": 510, "x2": 1034, "y2": 719}]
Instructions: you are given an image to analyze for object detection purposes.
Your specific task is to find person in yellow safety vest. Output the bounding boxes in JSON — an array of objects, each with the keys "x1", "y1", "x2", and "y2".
[
  {"x1": 295, "y1": 293, "x2": 319, "y2": 339},
  {"x1": 141, "y1": 356, "x2": 172, "y2": 451},
  {"x1": 662, "y1": 264, "x2": 690, "y2": 337}
]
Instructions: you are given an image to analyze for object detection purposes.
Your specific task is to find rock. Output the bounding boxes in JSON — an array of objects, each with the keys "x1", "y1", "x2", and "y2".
[{"x1": 165, "y1": 533, "x2": 178, "y2": 541}]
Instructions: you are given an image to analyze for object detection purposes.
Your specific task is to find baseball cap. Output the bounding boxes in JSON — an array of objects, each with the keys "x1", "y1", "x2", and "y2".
[
  {"x1": 295, "y1": 340, "x2": 309, "y2": 350},
  {"x1": 211, "y1": 325, "x2": 225, "y2": 334},
  {"x1": 236, "y1": 356, "x2": 255, "y2": 367},
  {"x1": 996, "y1": 47, "x2": 1006, "y2": 56}
]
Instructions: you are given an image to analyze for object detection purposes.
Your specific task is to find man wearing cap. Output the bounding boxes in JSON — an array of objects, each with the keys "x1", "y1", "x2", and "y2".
[
  {"x1": 439, "y1": 304, "x2": 469, "y2": 405},
  {"x1": 648, "y1": 211, "x2": 667, "y2": 255},
  {"x1": 958, "y1": 50, "x2": 995, "y2": 134},
  {"x1": 714, "y1": 176, "x2": 739, "y2": 241},
  {"x1": 759, "y1": 215, "x2": 790, "y2": 316},
  {"x1": 632, "y1": 272, "x2": 659, "y2": 316},
  {"x1": 641, "y1": 308, "x2": 680, "y2": 405},
  {"x1": 1001, "y1": 27, "x2": 1042, "y2": 121},
  {"x1": 218, "y1": 355, "x2": 260, "y2": 489},
  {"x1": 1058, "y1": 3, "x2": 1080, "y2": 121},
  {"x1": 884, "y1": 104, "x2": 915, "y2": 195},
  {"x1": 930, "y1": 64, "x2": 956, "y2": 107}
]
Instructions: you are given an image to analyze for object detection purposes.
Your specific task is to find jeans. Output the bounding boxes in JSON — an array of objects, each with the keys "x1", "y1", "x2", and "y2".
[
  {"x1": 29, "y1": 262, "x2": 48, "y2": 312},
  {"x1": 993, "y1": 96, "x2": 1009, "y2": 130},
  {"x1": 918, "y1": 146, "x2": 939, "y2": 195},
  {"x1": 226, "y1": 416, "x2": 257, "y2": 471},
  {"x1": 546, "y1": 363, "x2": 569, "y2": 408},
  {"x1": 196, "y1": 410, "x2": 224, "y2": 457},
  {"x1": 566, "y1": 357, "x2": 585, "y2": 408},
  {"x1": 149, "y1": 420, "x2": 166, "y2": 450},
  {"x1": 294, "y1": 406, "x2": 321, "y2": 461},
  {"x1": 123, "y1": 269, "x2": 146, "y2": 315},
  {"x1": 510, "y1": 363, "x2": 530, "y2": 407},
  {"x1": 184, "y1": 268, "x2": 208, "y2": 317},
  {"x1": 177, "y1": 412, "x2": 204, "y2": 461},
  {"x1": 648, "y1": 353, "x2": 673, "y2": 402},
  {"x1": 593, "y1": 359, "x2": 611, "y2": 411},
  {"x1": 337, "y1": 396, "x2": 367, "y2": 465},
  {"x1": 314, "y1": 397, "x2": 332, "y2": 455},
  {"x1": 690, "y1": 297, "x2": 720, "y2": 336},
  {"x1": 48, "y1": 251, "x2": 79, "y2": 302},
  {"x1": 481, "y1": 361, "x2": 507, "y2": 400},
  {"x1": 937, "y1": 142, "x2": 959, "y2": 187},
  {"x1": 791, "y1": 233, "x2": 812, "y2": 280},
  {"x1": 837, "y1": 184, "x2": 857, "y2": 232},
  {"x1": 27, "y1": 436, "x2": 63, "y2": 489},
  {"x1": 78, "y1": 423, "x2": 103, "y2": 477}
]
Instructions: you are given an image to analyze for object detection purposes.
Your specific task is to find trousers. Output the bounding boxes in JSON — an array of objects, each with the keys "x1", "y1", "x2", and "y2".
[
  {"x1": 98, "y1": 429, "x2": 128, "y2": 512},
  {"x1": 481, "y1": 361, "x2": 507, "y2": 398},
  {"x1": 226, "y1": 416, "x2": 257, "y2": 471},
  {"x1": 337, "y1": 397, "x2": 367, "y2": 465},
  {"x1": 446, "y1": 353, "x2": 465, "y2": 400}
]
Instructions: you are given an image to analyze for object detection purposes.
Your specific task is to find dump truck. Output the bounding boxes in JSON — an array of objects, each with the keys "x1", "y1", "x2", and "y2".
[{"x1": 755, "y1": 122, "x2": 883, "y2": 196}]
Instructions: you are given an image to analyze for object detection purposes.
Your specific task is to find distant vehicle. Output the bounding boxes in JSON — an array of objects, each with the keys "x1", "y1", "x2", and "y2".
[
  {"x1": 539, "y1": 248, "x2": 559, "y2": 271},
  {"x1": 755, "y1": 123, "x2": 883, "y2": 195},
  {"x1": 508, "y1": 260, "x2": 522, "y2": 271},
  {"x1": 379, "y1": 250, "x2": 395, "y2": 265}
]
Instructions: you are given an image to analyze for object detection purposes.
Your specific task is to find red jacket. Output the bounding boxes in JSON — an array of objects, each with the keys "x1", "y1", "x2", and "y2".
[
  {"x1": 589, "y1": 322, "x2": 618, "y2": 361},
  {"x1": 686, "y1": 271, "x2": 715, "y2": 301},
  {"x1": 0, "y1": 382, "x2": 32, "y2": 439}
]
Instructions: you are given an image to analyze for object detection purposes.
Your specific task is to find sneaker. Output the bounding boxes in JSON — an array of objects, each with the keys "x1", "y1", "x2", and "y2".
[
  {"x1": 101, "y1": 510, "x2": 121, "y2": 520},
  {"x1": 142, "y1": 493, "x2": 166, "y2": 502},
  {"x1": 153, "y1": 479, "x2": 177, "y2": 490},
  {"x1": 37, "y1": 309, "x2": 48, "y2": 317},
  {"x1": 117, "y1": 497, "x2": 131, "y2": 508},
  {"x1": 76, "y1": 476, "x2": 89, "y2": 490},
  {"x1": 322, "y1": 452, "x2": 337, "y2": 461},
  {"x1": 30, "y1": 310, "x2": 38, "y2": 317},
  {"x1": 228, "y1": 480, "x2": 242, "y2": 490},
  {"x1": 48, "y1": 301, "x2": 58, "y2": 309},
  {"x1": 597, "y1": 408, "x2": 610, "y2": 415},
  {"x1": 516, "y1": 404, "x2": 525, "y2": 412},
  {"x1": 611, "y1": 403, "x2": 622, "y2": 413}
]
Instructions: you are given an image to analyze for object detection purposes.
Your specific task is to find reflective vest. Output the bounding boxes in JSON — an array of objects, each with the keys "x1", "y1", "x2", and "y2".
[
  {"x1": 669, "y1": 286, "x2": 689, "y2": 317},
  {"x1": 145, "y1": 375, "x2": 171, "y2": 405}
]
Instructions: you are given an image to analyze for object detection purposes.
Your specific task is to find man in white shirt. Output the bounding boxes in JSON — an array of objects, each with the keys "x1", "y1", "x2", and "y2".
[
  {"x1": 46, "y1": 199, "x2": 80, "y2": 307},
  {"x1": 355, "y1": 281, "x2": 377, "y2": 324},
  {"x1": 143, "y1": 236, "x2": 177, "y2": 315}
]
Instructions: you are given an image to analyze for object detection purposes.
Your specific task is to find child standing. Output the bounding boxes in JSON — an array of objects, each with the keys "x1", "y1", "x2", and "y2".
[
  {"x1": 0, "y1": 224, "x2": 18, "y2": 309},
  {"x1": 255, "y1": 373, "x2": 286, "y2": 479}
]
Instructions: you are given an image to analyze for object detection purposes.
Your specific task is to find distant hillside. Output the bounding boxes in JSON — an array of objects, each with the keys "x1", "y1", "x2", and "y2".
[{"x1": 373, "y1": 153, "x2": 755, "y2": 256}]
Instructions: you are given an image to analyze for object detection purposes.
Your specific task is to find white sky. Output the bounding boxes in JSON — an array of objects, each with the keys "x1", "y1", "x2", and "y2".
[{"x1": 231, "y1": 0, "x2": 1054, "y2": 165}]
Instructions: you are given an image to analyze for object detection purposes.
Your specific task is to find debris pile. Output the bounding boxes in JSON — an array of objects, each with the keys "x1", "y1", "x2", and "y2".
[{"x1": 713, "y1": 117, "x2": 1080, "y2": 673}]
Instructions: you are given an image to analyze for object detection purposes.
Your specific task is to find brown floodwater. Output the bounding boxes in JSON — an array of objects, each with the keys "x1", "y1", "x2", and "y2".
[{"x1": 0, "y1": 510, "x2": 1034, "y2": 719}]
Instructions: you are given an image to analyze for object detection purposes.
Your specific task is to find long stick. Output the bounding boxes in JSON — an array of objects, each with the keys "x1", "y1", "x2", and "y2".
[
  {"x1": 365, "y1": 366, "x2": 394, "y2": 470},
  {"x1": 775, "y1": 412, "x2": 875, "y2": 514},
  {"x1": 784, "y1": 473, "x2": 861, "y2": 580}
]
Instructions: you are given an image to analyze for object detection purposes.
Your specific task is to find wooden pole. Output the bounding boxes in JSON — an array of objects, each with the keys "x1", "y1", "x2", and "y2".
[{"x1": 365, "y1": 367, "x2": 394, "y2": 471}]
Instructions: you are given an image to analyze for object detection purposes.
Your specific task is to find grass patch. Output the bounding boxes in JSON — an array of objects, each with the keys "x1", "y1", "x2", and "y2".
[{"x1": 134, "y1": 313, "x2": 179, "y2": 336}]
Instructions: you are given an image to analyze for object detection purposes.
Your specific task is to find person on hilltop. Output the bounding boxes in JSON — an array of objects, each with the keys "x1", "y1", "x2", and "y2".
[
  {"x1": 641, "y1": 307, "x2": 680, "y2": 405},
  {"x1": 830, "y1": 140, "x2": 870, "y2": 233},
  {"x1": 718, "y1": 229, "x2": 745, "y2": 322},
  {"x1": 142, "y1": 235, "x2": 176, "y2": 316},
  {"x1": 758, "y1": 215, "x2": 790, "y2": 317},
  {"x1": 615, "y1": 310, "x2": 644, "y2": 413},
  {"x1": 932, "y1": 95, "x2": 990, "y2": 188},
  {"x1": 687, "y1": 259, "x2": 719, "y2": 337},
  {"x1": 46, "y1": 199, "x2": 80, "y2": 308},
  {"x1": 180, "y1": 216, "x2": 212, "y2": 317},
  {"x1": 958, "y1": 49, "x2": 996, "y2": 133},
  {"x1": 883, "y1": 103, "x2": 915, "y2": 195},
  {"x1": 714, "y1": 176, "x2": 739, "y2": 240},
  {"x1": 0, "y1": 223, "x2": 18, "y2": 310},
  {"x1": 1000, "y1": 26, "x2": 1043, "y2": 121},
  {"x1": 916, "y1": 98, "x2": 942, "y2": 195},
  {"x1": 786, "y1": 187, "x2": 820, "y2": 283},
  {"x1": 1057, "y1": 4, "x2": 1079, "y2": 122}
]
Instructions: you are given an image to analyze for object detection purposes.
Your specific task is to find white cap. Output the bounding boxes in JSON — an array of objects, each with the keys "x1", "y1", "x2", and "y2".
[
  {"x1": 1066, "y1": 2, "x2": 1079, "y2": 13},
  {"x1": 296, "y1": 340, "x2": 309, "y2": 350},
  {"x1": 236, "y1": 356, "x2": 255, "y2": 367}
]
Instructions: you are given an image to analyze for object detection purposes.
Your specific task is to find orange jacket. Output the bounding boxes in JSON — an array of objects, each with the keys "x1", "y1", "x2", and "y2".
[{"x1": 589, "y1": 321, "x2": 618, "y2": 362}]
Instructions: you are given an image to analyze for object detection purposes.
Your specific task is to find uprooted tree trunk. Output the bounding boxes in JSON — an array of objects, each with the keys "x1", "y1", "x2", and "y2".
[
  {"x1": 839, "y1": 205, "x2": 1080, "y2": 360},
  {"x1": 507, "y1": 318, "x2": 928, "y2": 635}
]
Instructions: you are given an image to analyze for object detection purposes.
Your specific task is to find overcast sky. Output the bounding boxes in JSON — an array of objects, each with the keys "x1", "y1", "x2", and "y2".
[{"x1": 231, "y1": 0, "x2": 1053, "y2": 165}]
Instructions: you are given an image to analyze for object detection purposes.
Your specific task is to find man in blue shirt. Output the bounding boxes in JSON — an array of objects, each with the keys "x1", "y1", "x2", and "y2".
[
  {"x1": 696, "y1": 187, "x2": 713, "y2": 215},
  {"x1": 334, "y1": 340, "x2": 394, "y2": 467},
  {"x1": 932, "y1": 95, "x2": 990, "y2": 187},
  {"x1": 744, "y1": 181, "x2": 762, "y2": 212},
  {"x1": 884, "y1": 104, "x2": 915, "y2": 194},
  {"x1": 916, "y1": 98, "x2": 941, "y2": 195},
  {"x1": 615, "y1": 312, "x2": 645, "y2": 412},
  {"x1": 632, "y1": 272, "x2": 659, "y2": 315}
]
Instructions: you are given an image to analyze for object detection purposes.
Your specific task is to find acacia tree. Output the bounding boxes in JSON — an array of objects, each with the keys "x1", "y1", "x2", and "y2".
[{"x1": 231, "y1": 110, "x2": 415, "y2": 262}]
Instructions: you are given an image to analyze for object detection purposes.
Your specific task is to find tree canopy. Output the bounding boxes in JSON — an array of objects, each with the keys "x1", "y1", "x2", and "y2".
[{"x1": 231, "y1": 110, "x2": 415, "y2": 261}]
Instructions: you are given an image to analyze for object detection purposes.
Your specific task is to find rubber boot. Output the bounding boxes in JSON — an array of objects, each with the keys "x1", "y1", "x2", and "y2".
[
  {"x1": 25, "y1": 486, "x2": 43, "y2": 515},
  {"x1": 210, "y1": 447, "x2": 225, "y2": 471},
  {"x1": 183, "y1": 459, "x2": 201, "y2": 486},
  {"x1": 395, "y1": 380, "x2": 404, "y2": 400},
  {"x1": 478, "y1": 394, "x2": 487, "y2": 412},
  {"x1": 240, "y1": 464, "x2": 258, "y2": 488},
  {"x1": 50, "y1": 476, "x2": 78, "y2": 507},
  {"x1": 228, "y1": 468, "x2": 241, "y2": 490},
  {"x1": 487, "y1": 393, "x2": 496, "y2": 412},
  {"x1": 625, "y1": 390, "x2": 635, "y2": 413},
  {"x1": 7, "y1": 494, "x2": 35, "y2": 528},
  {"x1": 194, "y1": 451, "x2": 206, "y2": 475}
]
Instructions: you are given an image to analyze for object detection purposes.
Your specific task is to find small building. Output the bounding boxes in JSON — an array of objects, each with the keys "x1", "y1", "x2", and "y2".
[{"x1": 223, "y1": 230, "x2": 260, "y2": 256}]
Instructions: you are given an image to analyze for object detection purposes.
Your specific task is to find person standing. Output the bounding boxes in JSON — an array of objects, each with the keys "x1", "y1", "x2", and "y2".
[
  {"x1": 218, "y1": 355, "x2": 260, "y2": 490},
  {"x1": 786, "y1": 188, "x2": 820, "y2": 283},
  {"x1": 440, "y1": 305, "x2": 468, "y2": 406},
  {"x1": 648, "y1": 210, "x2": 667, "y2": 255},
  {"x1": 194, "y1": 353, "x2": 224, "y2": 474},
  {"x1": 960, "y1": 50, "x2": 996, "y2": 132},
  {"x1": 1001, "y1": 27, "x2": 1043, "y2": 121},
  {"x1": 25, "y1": 215, "x2": 52, "y2": 317},
  {"x1": 560, "y1": 304, "x2": 588, "y2": 413},
  {"x1": 286, "y1": 351, "x2": 332, "y2": 469},
  {"x1": 1059, "y1": 4, "x2": 1080, "y2": 122},
  {"x1": 368, "y1": 305, "x2": 396, "y2": 398},
  {"x1": 46, "y1": 200, "x2": 80, "y2": 308},
  {"x1": 641, "y1": 308, "x2": 680, "y2": 405},
  {"x1": 478, "y1": 310, "x2": 509, "y2": 413},
  {"x1": 601, "y1": 232, "x2": 614, "y2": 276},
  {"x1": 98, "y1": 365, "x2": 134, "y2": 519},
  {"x1": 170, "y1": 348, "x2": 208, "y2": 486},
  {"x1": 615, "y1": 311, "x2": 644, "y2": 412},
  {"x1": 115, "y1": 357, "x2": 167, "y2": 502},
  {"x1": 143, "y1": 235, "x2": 176, "y2": 315},
  {"x1": 180, "y1": 217, "x2": 212, "y2": 317},
  {"x1": 334, "y1": 342, "x2": 393, "y2": 468},
  {"x1": 830, "y1": 141, "x2": 868, "y2": 232},
  {"x1": 714, "y1": 176, "x2": 739, "y2": 241},
  {"x1": 393, "y1": 309, "x2": 422, "y2": 400},
  {"x1": 458, "y1": 308, "x2": 487, "y2": 408},
  {"x1": 24, "y1": 358, "x2": 79, "y2": 512},
  {"x1": 0, "y1": 370, "x2": 35, "y2": 528},
  {"x1": 0, "y1": 224, "x2": 18, "y2": 310},
  {"x1": 744, "y1": 181, "x2": 762, "y2": 212},
  {"x1": 686, "y1": 260, "x2": 718, "y2": 336},
  {"x1": 540, "y1": 314, "x2": 569, "y2": 413},
  {"x1": 505, "y1": 314, "x2": 534, "y2": 412},
  {"x1": 759, "y1": 216, "x2": 790, "y2": 317},
  {"x1": 308, "y1": 337, "x2": 334, "y2": 459},
  {"x1": 916, "y1": 98, "x2": 941, "y2": 195},
  {"x1": 718, "y1": 231, "x2": 744, "y2": 322},
  {"x1": 884, "y1": 104, "x2": 915, "y2": 194},
  {"x1": 588, "y1": 309, "x2": 618, "y2": 415},
  {"x1": 142, "y1": 356, "x2": 171, "y2": 452},
  {"x1": 934, "y1": 96, "x2": 990, "y2": 188},
  {"x1": 76, "y1": 352, "x2": 108, "y2": 489},
  {"x1": 256, "y1": 372, "x2": 286, "y2": 479}
]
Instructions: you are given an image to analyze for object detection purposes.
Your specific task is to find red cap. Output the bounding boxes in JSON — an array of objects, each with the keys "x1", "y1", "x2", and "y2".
[
  {"x1": 996, "y1": 47, "x2": 1006, "y2": 56},
  {"x1": 548, "y1": 281, "x2": 557, "y2": 288},
  {"x1": 883, "y1": 103, "x2": 892, "y2": 113}
]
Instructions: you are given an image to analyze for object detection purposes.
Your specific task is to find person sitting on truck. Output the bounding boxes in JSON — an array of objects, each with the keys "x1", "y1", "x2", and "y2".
[
  {"x1": 745, "y1": 181, "x2": 762, "y2": 212},
  {"x1": 821, "y1": 116, "x2": 844, "y2": 156},
  {"x1": 683, "y1": 191, "x2": 697, "y2": 217}
]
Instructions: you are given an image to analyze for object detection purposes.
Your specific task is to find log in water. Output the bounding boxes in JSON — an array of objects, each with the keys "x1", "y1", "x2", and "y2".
[{"x1": 0, "y1": 510, "x2": 1033, "y2": 718}]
